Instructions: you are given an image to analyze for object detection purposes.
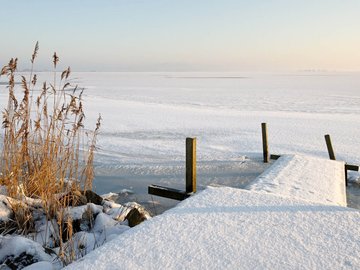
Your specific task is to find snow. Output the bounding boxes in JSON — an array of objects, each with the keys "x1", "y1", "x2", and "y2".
[
  {"x1": 1, "y1": 71, "x2": 360, "y2": 268},
  {"x1": 247, "y1": 155, "x2": 347, "y2": 206},
  {"x1": 66, "y1": 203, "x2": 103, "y2": 220},
  {"x1": 0, "y1": 235, "x2": 53, "y2": 265},
  {"x1": 72, "y1": 72, "x2": 360, "y2": 198},
  {"x1": 22, "y1": 261, "x2": 54, "y2": 270},
  {"x1": 0, "y1": 191, "x2": 147, "y2": 269},
  {"x1": 77, "y1": 72, "x2": 360, "y2": 165},
  {"x1": 0, "y1": 195, "x2": 12, "y2": 222},
  {"x1": 1, "y1": 71, "x2": 359, "y2": 197},
  {"x1": 100, "y1": 192, "x2": 119, "y2": 200},
  {"x1": 65, "y1": 186, "x2": 360, "y2": 270}
]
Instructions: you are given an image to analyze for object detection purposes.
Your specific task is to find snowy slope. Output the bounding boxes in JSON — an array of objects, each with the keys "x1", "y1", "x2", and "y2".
[
  {"x1": 66, "y1": 186, "x2": 360, "y2": 270},
  {"x1": 247, "y1": 155, "x2": 346, "y2": 206}
]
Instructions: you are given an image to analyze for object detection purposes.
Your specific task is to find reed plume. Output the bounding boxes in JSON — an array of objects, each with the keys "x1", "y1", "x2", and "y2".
[{"x1": 0, "y1": 42, "x2": 101, "y2": 264}]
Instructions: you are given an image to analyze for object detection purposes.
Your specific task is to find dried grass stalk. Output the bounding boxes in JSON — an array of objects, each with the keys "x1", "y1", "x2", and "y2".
[{"x1": 0, "y1": 42, "x2": 101, "y2": 265}]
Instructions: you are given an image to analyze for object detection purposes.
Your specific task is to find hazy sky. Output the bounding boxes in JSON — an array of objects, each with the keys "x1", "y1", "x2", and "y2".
[{"x1": 1, "y1": 0, "x2": 360, "y2": 71}]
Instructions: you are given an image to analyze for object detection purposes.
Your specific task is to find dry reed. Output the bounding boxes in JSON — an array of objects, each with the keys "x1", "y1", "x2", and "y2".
[{"x1": 0, "y1": 42, "x2": 101, "y2": 264}]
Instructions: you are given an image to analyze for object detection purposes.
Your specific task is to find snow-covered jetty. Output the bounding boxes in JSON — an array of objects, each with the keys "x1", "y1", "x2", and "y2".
[
  {"x1": 66, "y1": 155, "x2": 360, "y2": 269},
  {"x1": 247, "y1": 154, "x2": 347, "y2": 206}
]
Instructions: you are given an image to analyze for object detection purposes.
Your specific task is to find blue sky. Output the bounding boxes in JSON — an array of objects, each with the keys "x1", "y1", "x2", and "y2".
[{"x1": 1, "y1": 0, "x2": 360, "y2": 71}]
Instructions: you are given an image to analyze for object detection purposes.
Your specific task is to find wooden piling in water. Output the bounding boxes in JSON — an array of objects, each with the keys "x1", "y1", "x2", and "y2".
[
  {"x1": 324, "y1": 134, "x2": 336, "y2": 160},
  {"x1": 344, "y1": 164, "x2": 359, "y2": 187},
  {"x1": 186, "y1": 137, "x2": 196, "y2": 193},
  {"x1": 323, "y1": 134, "x2": 360, "y2": 186},
  {"x1": 148, "y1": 137, "x2": 197, "y2": 200},
  {"x1": 261, "y1": 123, "x2": 269, "y2": 163}
]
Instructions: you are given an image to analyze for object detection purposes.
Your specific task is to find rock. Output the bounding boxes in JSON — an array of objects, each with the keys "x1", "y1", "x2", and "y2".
[
  {"x1": 66, "y1": 203, "x2": 102, "y2": 240},
  {"x1": 125, "y1": 207, "x2": 148, "y2": 227},
  {"x1": 80, "y1": 207, "x2": 95, "y2": 231},
  {"x1": 0, "y1": 235, "x2": 52, "y2": 270},
  {"x1": 0, "y1": 220, "x2": 17, "y2": 235},
  {"x1": 59, "y1": 190, "x2": 87, "y2": 207},
  {"x1": 2, "y1": 252, "x2": 37, "y2": 270},
  {"x1": 84, "y1": 190, "x2": 103, "y2": 205},
  {"x1": 0, "y1": 195, "x2": 35, "y2": 234},
  {"x1": 60, "y1": 190, "x2": 103, "y2": 207},
  {"x1": 101, "y1": 192, "x2": 119, "y2": 202}
]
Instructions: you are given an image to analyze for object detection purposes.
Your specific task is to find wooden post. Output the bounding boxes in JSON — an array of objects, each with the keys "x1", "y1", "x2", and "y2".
[
  {"x1": 148, "y1": 137, "x2": 197, "y2": 200},
  {"x1": 261, "y1": 123, "x2": 269, "y2": 163},
  {"x1": 344, "y1": 164, "x2": 359, "y2": 187},
  {"x1": 324, "y1": 134, "x2": 349, "y2": 186},
  {"x1": 344, "y1": 167, "x2": 348, "y2": 187},
  {"x1": 324, "y1": 134, "x2": 336, "y2": 160},
  {"x1": 186, "y1": 137, "x2": 196, "y2": 193}
]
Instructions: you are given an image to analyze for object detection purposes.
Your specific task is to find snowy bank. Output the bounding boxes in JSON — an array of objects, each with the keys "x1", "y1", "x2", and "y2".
[
  {"x1": 66, "y1": 187, "x2": 360, "y2": 270},
  {"x1": 247, "y1": 155, "x2": 346, "y2": 206}
]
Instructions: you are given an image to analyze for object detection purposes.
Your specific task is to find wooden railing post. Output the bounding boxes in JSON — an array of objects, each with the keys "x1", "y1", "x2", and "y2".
[
  {"x1": 324, "y1": 134, "x2": 336, "y2": 160},
  {"x1": 261, "y1": 123, "x2": 269, "y2": 163},
  {"x1": 186, "y1": 137, "x2": 196, "y2": 193},
  {"x1": 324, "y1": 134, "x2": 353, "y2": 187}
]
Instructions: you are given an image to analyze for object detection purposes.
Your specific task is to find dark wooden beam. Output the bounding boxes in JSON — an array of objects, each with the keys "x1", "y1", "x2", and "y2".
[
  {"x1": 345, "y1": 164, "x2": 359, "y2": 171},
  {"x1": 148, "y1": 185, "x2": 190, "y2": 201},
  {"x1": 270, "y1": 154, "x2": 281, "y2": 160}
]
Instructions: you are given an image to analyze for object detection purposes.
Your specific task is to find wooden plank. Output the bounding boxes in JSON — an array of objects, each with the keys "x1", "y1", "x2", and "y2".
[
  {"x1": 261, "y1": 123, "x2": 269, "y2": 163},
  {"x1": 186, "y1": 137, "x2": 196, "y2": 193},
  {"x1": 270, "y1": 154, "x2": 281, "y2": 160},
  {"x1": 324, "y1": 134, "x2": 336, "y2": 160},
  {"x1": 345, "y1": 164, "x2": 359, "y2": 171},
  {"x1": 148, "y1": 185, "x2": 190, "y2": 201}
]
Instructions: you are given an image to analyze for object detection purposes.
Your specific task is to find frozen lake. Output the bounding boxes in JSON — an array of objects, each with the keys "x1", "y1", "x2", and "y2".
[
  {"x1": 74, "y1": 72, "x2": 360, "y2": 163},
  {"x1": 1, "y1": 71, "x2": 360, "y2": 211}
]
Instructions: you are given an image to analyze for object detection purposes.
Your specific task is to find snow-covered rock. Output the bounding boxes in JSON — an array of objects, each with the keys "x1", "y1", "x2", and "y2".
[
  {"x1": 66, "y1": 203, "x2": 103, "y2": 221},
  {"x1": 22, "y1": 261, "x2": 54, "y2": 270},
  {"x1": 0, "y1": 235, "x2": 53, "y2": 269}
]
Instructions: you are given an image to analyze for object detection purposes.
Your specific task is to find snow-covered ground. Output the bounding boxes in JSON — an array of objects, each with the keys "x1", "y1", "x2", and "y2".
[
  {"x1": 66, "y1": 186, "x2": 360, "y2": 270},
  {"x1": 76, "y1": 72, "x2": 360, "y2": 165},
  {"x1": 1, "y1": 71, "x2": 360, "y2": 208},
  {"x1": 1, "y1": 71, "x2": 360, "y2": 268},
  {"x1": 65, "y1": 154, "x2": 353, "y2": 269},
  {"x1": 77, "y1": 71, "x2": 360, "y2": 209}
]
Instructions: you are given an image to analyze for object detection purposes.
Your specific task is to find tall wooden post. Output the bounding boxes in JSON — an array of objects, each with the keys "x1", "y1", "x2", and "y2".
[
  {"x1": 186, "y1": 137, "x2": 196, "y2": 193},
  {"x1": 261, "y1": 123, "x2": 269, "y2": 163},
  {"x1": 324, "y1": 134, "x2": 336, "y2": 160},
  {"x1": 324, "y1": 134, "x2": 349, "y2": 186}
]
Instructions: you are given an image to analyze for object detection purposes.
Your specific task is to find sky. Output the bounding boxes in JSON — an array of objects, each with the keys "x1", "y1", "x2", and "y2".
[{"x1": 1, "y1": 0, "x2": 360, "y2": 72}]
